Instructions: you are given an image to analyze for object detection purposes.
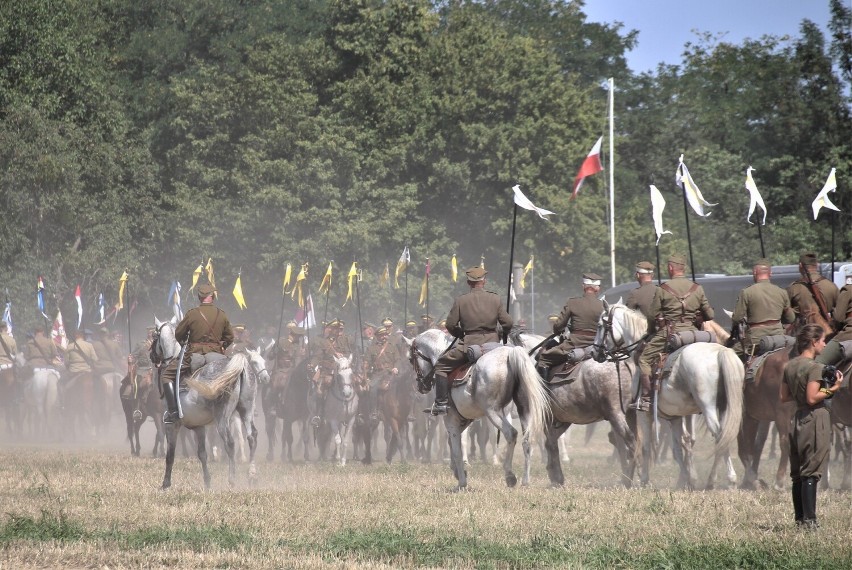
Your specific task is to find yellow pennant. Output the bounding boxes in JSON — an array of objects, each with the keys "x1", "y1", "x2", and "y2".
[
  {"x1": 233, "y1": 274, "x2": 247, "y2": 309},
  {"x1": 418, "y1": 259, "x2": 430, "y2": 307},
  {"x1": 190, "y1": 263, "x2": 203, "y2": 291},
  {"x1": 344, "y1": 262, "x2": 358, "y2": 305},
  {"x1": 282, "y1": 263, "x2": 292, "y2": 295},
  {"x1": 521, "y1": 255, "x2": 534, "y2": 288},
  {"x1": 451, "y1": 254, "x2": 458, "y2": 283},
  {"x1": 318, "y1": 262, "x2": 333, "y2": 295},
  {"x1": 394, "y1": 246, "x2": 409, "y2": 289},
  {"x1": 291, "y1": 263, "x2": 307, "y2": 307},
  {"x1": 205, "y1": 257, "x2": 216, "y2": 288},
  {"x1": 116, "y1": 271, "x2": 128, "y2": 310},
  {"x1": 378, "y1": 263, "x2": 389, "y2": 288}
]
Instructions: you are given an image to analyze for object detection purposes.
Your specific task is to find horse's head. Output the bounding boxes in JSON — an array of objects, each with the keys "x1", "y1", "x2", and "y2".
[
  {"x1": 246, "y1": 348, "x2": 270, "y2": 385},
  {"x1": 151, "y1": 317, "x2": 180, "y2": 364},
  {"x1": 593, "y1": 302, "x2": 648, "y2": 363},
  {"x1": 408, "y1": 329, "x2": 451, "y2": 393},
  {"x1": 333, "y1": 354, "x2": 354, "y2": 398}
]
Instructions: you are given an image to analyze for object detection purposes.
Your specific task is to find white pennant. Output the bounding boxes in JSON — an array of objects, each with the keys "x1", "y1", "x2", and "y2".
[
  {"x1": 811, "y1": 167, "x2": 840, "y2": 220},
  {"x1": 676, "y1": 155, "x2": 716, "y2": 217},
  {"x1": 650, "y1": 185, "x2": 672, "y2": 245},
  {"x1": 512, "y1": 185, "x2": 555, "y2": 219},
  {"x1": 745, "y1": 166, "x2": 767, "y2": 225}
]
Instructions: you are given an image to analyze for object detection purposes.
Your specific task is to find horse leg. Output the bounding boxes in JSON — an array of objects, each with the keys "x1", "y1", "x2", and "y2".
[
  {"x1": 216, "y1": 413, "x2": 237, "y2": 487},
  {"x1": 265, "y1": 411, "x2": 277, "y2": 462},
  {"x1": 841, "y1": 428, "x2": 852, "y2": 491},
  {"x1": 669, "y1": 418, "x2": 690, "y2": 490},
  {"x1": 544, "y1": 422, "x2": 570, "y2": 487},
  {"x1": 485, "y1": 409, "x2": 518, "y2": 488},
  {"x1": 444, "y1": 414, "x2": 470, "y2": 490},
  {"x1": 193, "y1": 426, "x2": 212, "y2": 490},
  {"x1": 774, "y1": 411, "x2": 792, "y2": 491},
  {"x1": 161, "y1": 423, "x2": 180, "y2": 490},
  {"x1": 636, "y1": 410, "x2": 653, "y2": 487},
  {"x1": 385, "y1": 418, "x2": 399, "y2": 464},
  {"x1": 738, "y1": 414, "x2": 760, "y2": 490}
]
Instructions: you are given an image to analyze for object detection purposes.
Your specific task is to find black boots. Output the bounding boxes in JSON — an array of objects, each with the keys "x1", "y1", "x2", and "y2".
[
  {"x1": 628, "y1": 373, "x2": 652, "y2": 412},
  {"x1": 162, "y1": 381, "x2": 179, "y2": 424},
  {"x1": 792, "y1": 479, "x2": 804, "y2": 525},
  {"x1": 426, "y1": 374, "x2": 449, "y2": 415},
  {"x1": 800, "y1": 476, "x2": 819, "y2": 529}
]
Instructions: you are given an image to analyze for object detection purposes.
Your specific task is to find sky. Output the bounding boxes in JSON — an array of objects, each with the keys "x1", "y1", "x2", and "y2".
[{"x1": 583, "y1": 0, "x2": 837, "y2": 73}]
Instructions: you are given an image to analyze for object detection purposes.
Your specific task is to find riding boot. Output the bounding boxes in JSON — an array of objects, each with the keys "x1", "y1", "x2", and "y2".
[
  {"x1": 801, "y1": 476, "x2": 819, "y2": 529},
  {"x1": 426, "y1": 374, "x2": 449, "y2": 415},
  {"x1": 792, "y1": 479, "x2": 804, "y2": 525},
  {"x1": 162, "y1": 381, "x2": 179, "y2": 424},
  {"x1": 628, "y1": 373, "x2": 652, "y2": 412},
  {"x1": 536, "y1": 365, "x2": 550, "y2": 382}
]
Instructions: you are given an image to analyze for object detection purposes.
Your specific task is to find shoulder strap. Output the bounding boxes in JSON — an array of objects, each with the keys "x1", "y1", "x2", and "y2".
[
  {"x1": 32, "y1": 337, "x2": 53, "y2": 362},
  {"x1": 802, "y1": 275, "x2": 832, "y2": 326},
  {"x1": 660, "y1": 282, "x2": 700, "y2": 322},
  {"x1": 0, "y1": 334, "x2": 12, "y2": 361},
  {"x1": 196, "y1": 307, "x2": 223, "y2": 342},
  {"x1": 72, "y1": 340, "x2": 96, "y2": 369}
]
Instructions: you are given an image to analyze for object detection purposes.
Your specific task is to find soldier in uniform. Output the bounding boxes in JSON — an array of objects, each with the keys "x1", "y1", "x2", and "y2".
[
  {"x1": 92, "y1": 327, "x2": 125, "y2": 377},
  {"x1": 633, "y1": 253, "x2": 715, "y2": 411},
  {"x1": 626, "y1": 261, "x2": 657, "y2": 322},
  {"x1": 122, "y1": 326, "x2": 156, "y2": 400},
  {"x1": 0, "y1": 321, "x2": 19, "y2": 421},
  {"x1": 420, "y1": 314, "x2": 435, "y2": 333},
  {"x1": 25, "y1": 326, "x2": 61, "y2": 372},
  {"x1": 432, "y1": 267, "x2": 513, "y2": 415},
  {"x1": 65, "y1": 329, "x2": 99, "y2": 393},
  {"x1": 363, "y1": 326, "x2": 400, "y2": 420},
  {"x1": 816, "y1": 266, "x2": 852, "y2": 367},
  {"x1": 787, "y1": 253, "x2": 838, "y2": 329},
  {"x1": 537, "y1": 273, "x2": 604, "y2": 378},
  {"x1": 361, "y1": 322, "x2": 376, "y2": 347},
  {"x1": 381, "y1": 317, "x2": 406, "y2": 359},
  {"x1": 331, "y1": 320, "x2": 354, "y2": 356},
  {"x1": 731, "y1": 259, "x2": 796, "y2": 360},
  {"x1": 225, "y1": 324, "x2": 255, "y2": 355},
  {"x1": 404, "y1": 320, "x2": 419, "y2": 339},
  {"x1": 308, "y1": 321, "x2": 340, "y2": 426},
  {"x1": 159, "y1": 283, "x2": 233, "y2": 424},
  {"x1": 780, "y1": 324, "x2": 843, "y2": 528}
]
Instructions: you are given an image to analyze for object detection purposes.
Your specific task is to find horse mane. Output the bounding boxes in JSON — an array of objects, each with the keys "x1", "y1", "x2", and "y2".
[
  {"x1": 616, "y1": 303, "x2": 648, "y2": 342},
  {"x1": 186, "y1": 353, "x2": 248, "y2": 399}
]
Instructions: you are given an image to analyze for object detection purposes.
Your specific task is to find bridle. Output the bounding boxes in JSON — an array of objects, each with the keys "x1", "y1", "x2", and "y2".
[
  {"x1": 593, "y1": 305, "x2": 650, "y2": 363},
  {"x1": 329, "y1": 359, "x2": 356, "y2": 402}
]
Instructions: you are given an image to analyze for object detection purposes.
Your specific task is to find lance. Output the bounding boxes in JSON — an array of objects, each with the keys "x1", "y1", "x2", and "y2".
[
  {"x1": 322, "y1": 264, "x2": 332, "y2": 327},
  {"x1": 677, "y1": 164, "x2": 697, "y2": 281},
  {"x1": 274, "y1": 277, "x2": 287, "y2": 366},
  {"x1": 403, "y1": 264, "x2": 409, "y2": 330},
  {"x1": 355, "y1": 269, "x2": 365, "y2": 358},
  {"x1": 126, "y1": 271, "x2": 132, "y2": 355},
  {"x1": 831, "y1": 210, "x2": 837, "y2": 278},
  {"x1": 756, "y1": 219, "x2": 766, "y2": 259},
  {"x1": 425, "y1": 257, "x2": 430, "y2": 326},
  {"x1": 506, "y1": 204, "x2": 518, "y2": 312}
]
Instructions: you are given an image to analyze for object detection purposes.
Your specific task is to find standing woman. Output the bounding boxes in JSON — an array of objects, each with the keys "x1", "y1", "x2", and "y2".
[{"x1": 780, "y1": 324, "x2": 843, "y2": 528}]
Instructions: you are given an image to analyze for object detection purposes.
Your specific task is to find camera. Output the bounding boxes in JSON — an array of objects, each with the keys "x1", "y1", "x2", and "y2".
[{"x1": 820, "y1": 364, "x2": 837, "y2": 397}]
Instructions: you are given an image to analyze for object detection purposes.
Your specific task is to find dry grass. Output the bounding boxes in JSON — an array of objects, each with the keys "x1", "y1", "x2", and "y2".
[{"x1": 0, "y1": 425, "x2": 850, "y2": 569}]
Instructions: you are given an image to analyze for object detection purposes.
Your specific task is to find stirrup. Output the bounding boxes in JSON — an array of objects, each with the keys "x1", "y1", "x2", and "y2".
[
  {"x1": 424, "y1": 402, "x2": 448, "y2": 416},
  {"x1": 163, "y1": 411, "x2": 178, "y2": 424},
  {"x1": 132, "y1": 409, "x2": 143, "y2": 421},
  {"x1": 627, "y1": 398, "x2": 650, "y2": 412},
  {"x1": 310, "y1": 415, "x2": 321, "y2": 428}
]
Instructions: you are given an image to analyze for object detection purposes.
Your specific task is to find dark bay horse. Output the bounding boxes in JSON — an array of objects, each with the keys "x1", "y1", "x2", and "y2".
[
  {"x1": 120, "y1": 368, "x2": 165, "y2": 457},
  {"x1": 376, "y1": 355, "x2": 414, "y2": 464},
  {"x1": 267, "y1": 358, "x2": 312, "y2": 462}
]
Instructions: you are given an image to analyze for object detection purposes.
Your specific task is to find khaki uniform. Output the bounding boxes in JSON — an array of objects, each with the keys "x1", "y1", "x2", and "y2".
[
  {"x1": 785, "y1": 356, "x2": 831, "y2": 480},
  {"x1": 332, "y1": 333, "x2": 353, "y2": 356},
  {"x1": 25, "y1": 335, "x2": 59, "y2": 369},
  {"x1": 626, "y1": 282, "x2": 657, "y2": 322},
  {"x1": 816, "y1": 285, "x2": 852, "y2": 366},
  {"x1": 66, "y1": 338, "x2": 98, "y2": 374},
  {"x1": 309, "y1": 335, "x2": 338, "y2": 393},
  {"x1": 638, "y1": 276, "x2": 714, "y2": 376},
  {"x1": 787, "y1": 273, "x2": 838, "y2": 326},
  {"x1": 435, "y1": 288, "x2": 513, "y2": 376},
  {"x1": 731, "y1": 280, "x2": 796, "y2": 357},
  {"x1": 92, "y1": 337, "x2": 125, "y2": 375},
  {"x1": 274, "y1": 336, "x2": 304, "y2": 370},
  {"x1": 160, "y1": 302, "x2": 233, "y2": 387},
  {"x1": 538, "y1": 292, "x2": 603, "y2": 368},
  {"x1": 0, "y1": 332, "x2": 18, "y2": 368},
  {"x1": 366, "y1": 339, "x2": 398, "y2": 376},
  {"x1": 131, "y1": 339, "x2": 154, "y2": 370}
]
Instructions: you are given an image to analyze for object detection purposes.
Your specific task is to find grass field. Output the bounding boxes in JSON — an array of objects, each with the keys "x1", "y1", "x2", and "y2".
[{"x1": 1, "y1": 422, "x2": 851, "y2": 569}]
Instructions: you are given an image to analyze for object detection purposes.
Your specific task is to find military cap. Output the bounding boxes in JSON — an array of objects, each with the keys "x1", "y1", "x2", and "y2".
[
  {"x1": 328, "y1": 319, "x2": 342, "y2": 328},
  {"x1": 547, "y1": 314, "x2": 559, "y2": 322},
  {"x1": 290, "y1": 326, "x2": 306, "y2": 336},
  {"x1": 286, "y1": 320, "x2": 298, "y2": 330},
  {"x1": 233, "y1": 323, "x2": 246, "y2": 331},
  {"x1": 635, "y1": 261, "x2": 655, "y2": 274},
  {"x1": 799, "y1": 252, "x2": 819, "y2": 266},
  {"x1": 438, "y1": 319, "x2": 447, "y2": 328},
  {"x1": 465, "y1": 266, "x2": 487, "y2": 282},
  {"x1": 363, "y1": 322, "x2": 377, "y2": 330},
  {"x1": 405, "y1": 320, "x2": 417, "y2": 328},
  {"x1": 582, "y1": 272, "x2": 602, "y2": 286},
  {"x1": 421, "y1": 314, "x2": 433, "y2": 321},
  {"x1": 753, "y1": 258, "x2": 772, "y2": 269},
  {"x1": 197, "y1": 283, "x2": 216, "y2": 297},
  {"x1": 668, "y1": 253, "x2": 687, "y2": 266},
  {"x1": 338, "y1": 319, "x2": 346, "y2": 327},
  {"x1": 376, "y1": 326, "x2": 389, "y2": 336},
  {"x1": 381, "y1": 317, "x2": 394, "y2": 326}
]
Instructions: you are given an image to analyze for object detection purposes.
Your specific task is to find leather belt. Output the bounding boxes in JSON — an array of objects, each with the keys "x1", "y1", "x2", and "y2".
[
  {"x1": 464, "y1": 328, "x2": 496, "y2": 335},
  {"x1": 748, "y1": 319, "x2": 780, "y2": 327},
  {"x1": 572, "y1": 329, "x2": 597, "y2": 336}
]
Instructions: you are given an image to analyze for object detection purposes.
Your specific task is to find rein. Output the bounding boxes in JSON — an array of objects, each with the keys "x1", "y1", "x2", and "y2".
[
  {"x1": 409, "y1": 336, "x2": 458, "y2": 390},
  {"x1": 593, "y1": 305, "x2": 651, "y2": 363}
]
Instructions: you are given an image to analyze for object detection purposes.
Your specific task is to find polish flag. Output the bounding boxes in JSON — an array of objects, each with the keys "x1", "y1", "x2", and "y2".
[{"x1": 571, "y1": 136, "x2": 604, "y2": 199}]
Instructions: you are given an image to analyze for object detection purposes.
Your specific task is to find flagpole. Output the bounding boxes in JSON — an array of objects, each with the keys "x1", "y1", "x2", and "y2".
[
  {"x1": 678, "y1": 165, "x2": 697, "y2": 281},
  {"x1": 831, "y1": 211, "x2": 836, "y2": 278},
  {"x1": 608, "y1": 77, "x2": 616, "y2": 288},
  {"x1": 126, "y1": 271, "x2": 132, "y2": 354},
  {"x1": 322, "y1": 264, "x2": 331, "y2": 326},
  {"x1": 530, "y1": 264, "x2": 536, "y2": 332},
  {"x1": 506, "y1": 204, "x2": 518, "y2": 312},
  {"x1": 425, "y1": 257, "x2": 430, "y2": 324},
  {"x1": 756, "y1": 222, "x2": 766, "y2": 259},
  {"x1": 275, "y1": 287, "x2": 287, "y2": 362},
  {"x1": 355, "y1": 269, "x2": 365, "y2": 359},
  {"x1": 654, "y1": 242, "x2": 663, "y2": 285},
  {"x1": 404, "y1": 267, "x2": 409, "y2": 328}
]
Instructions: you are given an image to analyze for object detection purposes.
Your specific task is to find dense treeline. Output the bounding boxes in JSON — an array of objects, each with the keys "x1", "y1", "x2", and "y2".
[{"x1": 0, "y1": 0, "x2": 850, "y2": 334}]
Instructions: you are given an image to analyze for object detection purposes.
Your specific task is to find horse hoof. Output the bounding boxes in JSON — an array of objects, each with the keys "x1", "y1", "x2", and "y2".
[{"x1": 505, "y1": 473, "x2": 518, "y2": 488}]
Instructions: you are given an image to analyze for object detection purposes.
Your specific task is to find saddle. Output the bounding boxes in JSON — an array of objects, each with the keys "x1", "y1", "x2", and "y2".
[
  {"x1": 744, "y1": 347, "x2": 791, "y2": 384},
  {"x1": 651, "y1": 346, "x2": 686, "y2": 388},
  {"x1": 448, "y1": 342, "x2": 503, "y2": 384},
  {"x1": 544, "y1": 345, "x2": 595, "y2": 384}
]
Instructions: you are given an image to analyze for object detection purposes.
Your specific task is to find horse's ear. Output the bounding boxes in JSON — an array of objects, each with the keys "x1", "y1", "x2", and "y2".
[
  {"x1": 602, "y1": 299, "x2": 610, "y2": 311},
  {"x1": 170, "y1": 315, "x2": 178, "y2": 326},
  {"x1": 154, "y1": 316, "x2": 162, "y2": 327},
  {"x1": 403, "y1": 336, "x2": 413, "y2": 347},
  {"x1": 617, "y1": 296, "x2": 623, "y2": 305}
]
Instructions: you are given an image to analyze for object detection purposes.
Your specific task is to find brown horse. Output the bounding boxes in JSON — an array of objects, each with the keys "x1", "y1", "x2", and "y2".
[
  {"x1": 120, "y1": 369, "x2": 165, "y2": 457},
  {"x1": 830, "y1": 387, "x2": 852, "y2": 490},
  {"x1": 0, "y1": 367, "x2": 20, "y2": 435},
  {"x1": 376, "y1": 356, "x2": 414, "y2": 464}
]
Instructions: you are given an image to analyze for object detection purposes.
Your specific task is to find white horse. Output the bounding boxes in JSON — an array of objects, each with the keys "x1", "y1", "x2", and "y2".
[
  {"x1": 22, "y1": 367, "x2": 61, "y2": 440},
  {"x1": 321, "y1": 354, "x2": 358, "y2": 466},
  {"x1": 593, "y1": 302, "x2": 744, "y2": 490},
  {"x1": 153, "y1": 319, "x2": 270, "y2": 489},
  {"x1": 407, "y1": 329, "x2": 550, "y2": 490}
]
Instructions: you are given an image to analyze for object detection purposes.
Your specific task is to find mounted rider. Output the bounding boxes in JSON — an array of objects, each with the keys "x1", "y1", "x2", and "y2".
[
  {"x1": 536, "y1": 272, "x2": 604, "y2": 380},
  {"x1": 159, "y1": 283, "x2": 234, "y2": 424},
  {"x1": 626, "y1": 261, "x2": 657, "y2": 321},
  {"x1": 225, "y1": 324, "x2": 255, "y2": 356},
  {"x1": 787, "y1": 252, "x2": 838, "y2": 331},
  {"x1": 122, "y1": 326, "x2": 156, "y2": 401},
  {"x1": 308, "y1": 320, "x2": 344, "y2": 426},
  {"x1": 816, "y1": 265, "x2": 852, "y2": 369},
  {"x1": 65, "y1": 329, "x2": 99, "y2": 394},
  {"x1": 92, "y1": 326, "x2": 125, "y2": 378},
  {"x1": 431, "y1": 266, "x2": 513, "y2": 416},
  {"x1": 0, "y1": 321, "x2": 19, "y2": 406},
  {"x1": 632, "y1": 253, "x2": 715, "y2": 411},
  {"x1": 25, "y1": 326, "x2": 61, "y2": 376},
  {"x1": 730, "y1": 258, "x2": 796, "y2": 361},
  {"x1": 362, "y1": 326, "x2": 399, "y2": 421}
]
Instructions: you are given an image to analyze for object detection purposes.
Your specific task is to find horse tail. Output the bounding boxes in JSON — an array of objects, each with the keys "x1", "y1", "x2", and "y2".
[
  {"x1": 715, "y1": 347, "x2": 744, "y2": 455},
  {"x1": 186, "y1": 354, "x2": 246, "y2": 399},
  {"x1": 508, "y1": 346, "x2": 551, "y2": 442}
]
